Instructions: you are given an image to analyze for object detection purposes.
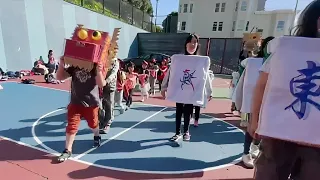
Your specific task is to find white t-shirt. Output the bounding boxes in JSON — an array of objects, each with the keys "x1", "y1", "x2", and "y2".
[
  {"x1": 240, "y1": 57, "x2": 264, "y2": 113},
  {"x1": 259, "y1": 37, "x2": 279, "y2": 73}
]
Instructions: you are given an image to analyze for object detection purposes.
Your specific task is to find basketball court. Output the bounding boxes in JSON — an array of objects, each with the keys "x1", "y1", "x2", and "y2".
[{"x1": 0, "y1": 79, "x2": 253, "y2": 180}]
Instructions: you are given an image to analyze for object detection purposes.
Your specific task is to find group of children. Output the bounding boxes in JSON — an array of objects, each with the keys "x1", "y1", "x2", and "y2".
[{"x1": 120, "y1": 58, "x2": 169, "y2": 107}]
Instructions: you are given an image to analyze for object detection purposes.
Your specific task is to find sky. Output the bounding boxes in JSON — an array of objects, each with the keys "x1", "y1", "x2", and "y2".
[{"x1": 150, "y1": 0, "x2": 314, "y2": 25}]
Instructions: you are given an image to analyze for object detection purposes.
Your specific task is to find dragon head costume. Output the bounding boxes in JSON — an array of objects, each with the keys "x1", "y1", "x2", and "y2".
[
  {"x1": 242, "y1": 32, "x2": 262, "y2": 53},
  {"x1": 63, "y1": 24, "x2": 121, "y2": 76}
]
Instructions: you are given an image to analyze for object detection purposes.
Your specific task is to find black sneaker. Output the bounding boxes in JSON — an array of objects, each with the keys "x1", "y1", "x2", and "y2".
[
  {"x1": 169, "y1": 134, "x2": 182, "y2": 141},
  {"x1": 57, "y1": 149, "x2": 71, "y2": 162},
  {"x1": 93, "y1": 136, "x2": 101, "y2": 147}
]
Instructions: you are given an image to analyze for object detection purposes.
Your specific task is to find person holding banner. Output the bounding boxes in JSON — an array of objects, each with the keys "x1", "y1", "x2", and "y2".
[
  {"x1": 249, "y1": 1, "x2": 320, "y2": 179},
  {"x1": 161, "y1": 34, "x2": 213, "y2": 141},
  {"x1": 234, "y1": 36, "x2": 274, "y2": 168}
]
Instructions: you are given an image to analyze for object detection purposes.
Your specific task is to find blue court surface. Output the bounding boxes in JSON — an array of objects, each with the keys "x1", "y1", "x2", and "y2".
[{"x1": 0, "y1": 82, "x2": 244, "y2": 174}]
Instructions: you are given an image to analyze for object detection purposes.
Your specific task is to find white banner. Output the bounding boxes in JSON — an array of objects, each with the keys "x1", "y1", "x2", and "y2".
[
  {"x1": 166, "y1": 54, "x2": 210, "y2": 106},
  {"x1": 257, "y1": 36, "x2": 320, "y2": 146}
]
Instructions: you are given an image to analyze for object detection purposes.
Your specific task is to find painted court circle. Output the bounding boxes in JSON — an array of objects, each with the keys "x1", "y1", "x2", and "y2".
[{"x1": 32, "y1": 106, "x2": 244, "y2": 174}]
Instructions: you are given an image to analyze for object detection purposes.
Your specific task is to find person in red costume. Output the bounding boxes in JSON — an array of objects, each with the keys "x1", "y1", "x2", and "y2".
[
  {"x1": 123, "y1": 62, "x2": 138, "y2": 108},
  {"x1": 148, "y1": 59, "x2": 159, "y2": 95},
  {"x1": 157, "y1": 59, "x2": 168, "y2": 91},
  {"x1": 114, "y1": 59, "x2": 126, "y2": 114},
  {"x1": 138, "y1": 60, "x2": 150, "y2": 102}
]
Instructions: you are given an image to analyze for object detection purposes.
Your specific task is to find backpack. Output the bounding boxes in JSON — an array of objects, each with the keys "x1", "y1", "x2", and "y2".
[
  {"x1": 21, "y1": 78, "x2": 35, "y2": 84},
  {"x1": 44, "y1": 73, "x2": 54, "y2": 83}
]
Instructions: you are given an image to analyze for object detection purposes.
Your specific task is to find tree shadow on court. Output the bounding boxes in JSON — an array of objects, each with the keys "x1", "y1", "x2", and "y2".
[
  {"x1": 163, "y1": 112, "x2": 212, "y2": 120},
  {"x1": 130, "y1": 106, "x2": 172, "y2": 112},
  {"x1": 111, "y1": 119, "x2": 243, "y2": 145},
  {"x1": 67, "y1": 154, "x2": 243, "y2": 180}
]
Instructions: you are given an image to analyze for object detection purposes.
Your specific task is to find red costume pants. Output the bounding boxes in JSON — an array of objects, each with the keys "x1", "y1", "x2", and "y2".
[{"x1": 66, "y1": 104, "x2": 99, "y2": 134}]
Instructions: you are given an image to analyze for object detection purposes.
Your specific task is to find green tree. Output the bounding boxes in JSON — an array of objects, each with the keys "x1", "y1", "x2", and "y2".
[
  {"x1": 154, "y1": 25, "x2": 162, "y2": 32},
  {"x1": 162, "y1": 11, "x2": 178, "y2": 30},
  {"x1": 124, "y1": 0, "x2": 153, "y2": 14}
]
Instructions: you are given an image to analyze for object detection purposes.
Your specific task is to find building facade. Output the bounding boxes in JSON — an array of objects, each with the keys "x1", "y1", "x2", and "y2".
[{"x1": 177, "y1": 0, "x2": 297, "y2": 38}]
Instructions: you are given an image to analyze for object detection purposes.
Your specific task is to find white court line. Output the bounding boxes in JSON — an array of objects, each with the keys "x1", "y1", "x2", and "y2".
[
  {"x1": 31, "y1": 108, "x2": 66, "y2": 155},
  {"x1": 30, "y1": 105, "x2": 167, "y2": 159},
  {"x1": 73, "y1": 107, "x2": 168, "y2": 159},
  {"x1": 32, "y1": 84, "x2": 70, "y2": 93},
  {"x1": 3, "y1": 102, "x2": 245, "y2": 175},
  {"x1": 3, "y1": 82, "x2": 245, "y2": 174}
]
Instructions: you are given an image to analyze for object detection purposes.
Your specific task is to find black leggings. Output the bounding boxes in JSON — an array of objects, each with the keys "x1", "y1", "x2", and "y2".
[
  {"x1": 192, "y1": 106, "x2": 200, "y2": 121},
  {"x1": 124, "y1": 89, "x2": 133, "y2": 106},
  {"x1": 175, "y1": 103, "x2": 193, "y2": 134},
  {"x1": 158, "y1": 80, "x2": 162, "y2": 91}
]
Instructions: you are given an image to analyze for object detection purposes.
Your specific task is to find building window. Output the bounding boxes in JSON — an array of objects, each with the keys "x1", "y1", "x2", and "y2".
[
  {"x1": 245, "y1": 21, "x2": 249, "y2": 31},
  {"x1": 215, "y1": 3, "x2": 220, "y2": 12},
  {"x1": 183, "y1": 4, "x2": 188, "y2": 13},
  {"x1": 212, "y1": 22, "x2": 218, "y2": 31},
  {"x1": 237, "y1": 20, "x2": 245, "y2": 31},
  {"x1": 190, "y1": 4, "x2": 193, "y2": 13},
  {"x1": 241, "y1": 1, "x2": 247, "y2": 11},
  {"x1": 232, "y1": 21, "x2": 236, "y2": 31},
  {"x1": 179, "y1": 5, "x2": 182, "y2": 13},
  {"x1": 218, "y1": 22, "x2": 223, "y2": 31},
  {"x1": 276, "y1": 21, "x2": 285, "y2": 31},
  {"x1": 221, "y1": 3, "x2": 226, "y2": 12},
  {"x1": 181, "y1": 21, "x2": 186, "y2": 30},
  {"x1": 235, "y1": 1, "x2": 239, "y2": 11}
]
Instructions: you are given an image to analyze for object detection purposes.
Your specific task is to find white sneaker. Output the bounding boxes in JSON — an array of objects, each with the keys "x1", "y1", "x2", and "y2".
[
  {"x1": 242, "y1": 154, "x2": 254, "y2": 168},
  {"x1": 250, "y1": 144, "x2": 260, "y2": 158}
]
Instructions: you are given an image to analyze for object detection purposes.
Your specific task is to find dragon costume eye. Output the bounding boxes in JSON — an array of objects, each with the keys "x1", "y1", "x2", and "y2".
[
  {"x1": 92, "y1": 31, "x2": 101, "y2": 40},
  {"x1": 77, "y1": 29, "x2": 88, "y2": 40}
]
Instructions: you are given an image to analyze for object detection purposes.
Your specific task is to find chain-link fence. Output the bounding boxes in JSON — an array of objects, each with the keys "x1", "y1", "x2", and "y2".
[
  {"x1": 64, "y1": 0, "x2": 153, "y2": 32},
  {"x1": 199, "y1": 38, "x2": 243, "y2": 75}
]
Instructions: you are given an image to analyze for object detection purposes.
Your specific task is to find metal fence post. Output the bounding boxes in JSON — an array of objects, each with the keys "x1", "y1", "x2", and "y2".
[
  {"x1": 220, "y1": 39, "x2": 227, "y2": 74},
  {"x1": 142, "y1": 12, "x2": 145, "y2": 30},
  {"x1": 118, "y1": 0, "x2": 121, "y2": 19},
  {"x1": 102, "y1": 0, "x2": 105, "y2": 14},
  {"x1": 131, "y1": 5, "x2": 134, "y2": 25},
  {"x1": 151, "y1": 16, "x2": 153, "y2": 32}
]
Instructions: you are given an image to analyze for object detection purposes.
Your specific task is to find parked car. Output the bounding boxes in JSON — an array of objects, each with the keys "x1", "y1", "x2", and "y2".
[{"x1": 123, "y1": 53, "x2": 171, "y2": 72}]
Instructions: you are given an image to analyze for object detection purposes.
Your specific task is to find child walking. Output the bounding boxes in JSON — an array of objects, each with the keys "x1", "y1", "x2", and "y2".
[
  {"x1": 115, "y1": 68, "x2": 126, "y2": 114},
  {"x1": 138, "y1": 60, "x2": 150, "y2": 102},
  {"x1": 230, "y1": 71, "x2": 240, "y2": 112},
  {"x1": 157, "y1": 59, "x2": 168, "y2": 91},
  {"x1": 123, "y1": 62, "x2": 138, "y2": 108},
  {"x1": 161, "y1": 34, "x2": 212, "y2": 141},
  {"x1": 56, "y1": 57, "x2": 106, "y2": 162},
  {"x1": 148, "y1": 59, "x2": 159, "y2": 96}
]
